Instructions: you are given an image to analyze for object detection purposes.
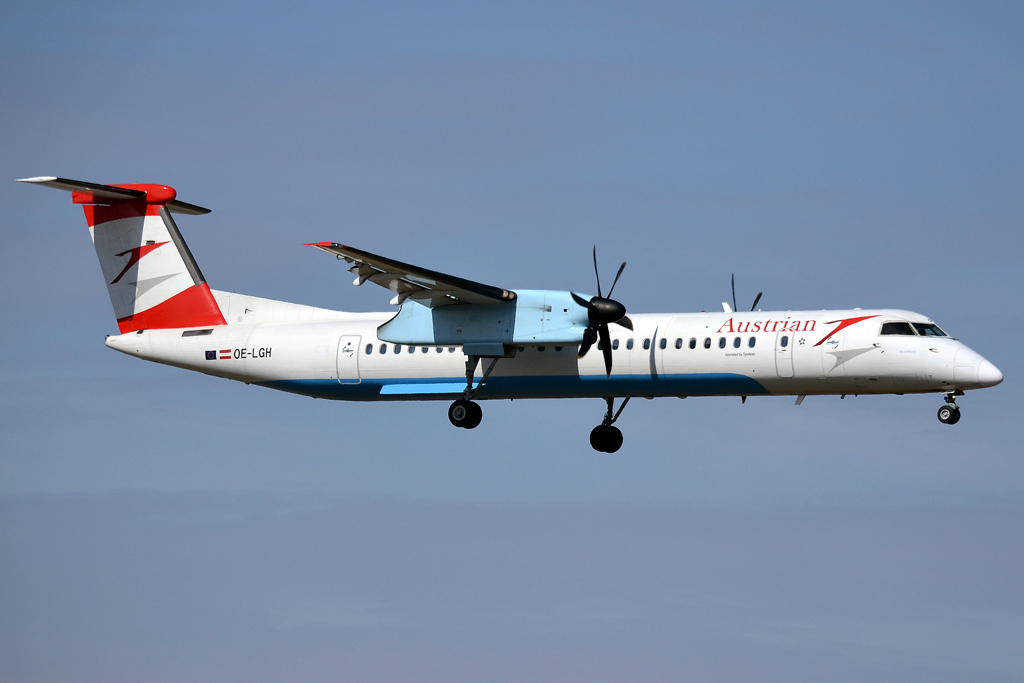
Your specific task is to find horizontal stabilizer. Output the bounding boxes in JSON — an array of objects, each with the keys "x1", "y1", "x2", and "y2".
[{"x1": 17, "y1": 176, "x2": 210, "y2": 214}]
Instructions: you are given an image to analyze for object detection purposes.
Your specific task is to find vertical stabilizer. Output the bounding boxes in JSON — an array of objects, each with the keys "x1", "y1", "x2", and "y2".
[{"x1": 19, "y1": 177, "x2": 226, "y2": 332}]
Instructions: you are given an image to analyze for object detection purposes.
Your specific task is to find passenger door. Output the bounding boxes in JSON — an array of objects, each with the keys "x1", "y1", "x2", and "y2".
[
  {"x1": 337, "y1": 335, "x2": 361, "y2": 384},
  {"x1": 775, "y1": 330, "x2": 794, "y2": 378}
]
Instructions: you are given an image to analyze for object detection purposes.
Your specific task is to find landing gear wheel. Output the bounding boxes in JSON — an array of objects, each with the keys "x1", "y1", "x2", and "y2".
[
  {"x1": 590, "y1": 425, "x2": 623, "y2": 453},
  {"x1": 466, "y1": 401, "x2": 483, "y2": 429},
  {"x1": 937, "y1": 404, "x2": 961, "y2": 425},
  {"x1": 449, "y1": 399, "x2": 483, "y2": 429}
]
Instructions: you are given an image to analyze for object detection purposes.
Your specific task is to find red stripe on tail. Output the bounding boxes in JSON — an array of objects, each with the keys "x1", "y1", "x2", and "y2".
[{"x1": 116, "y1": 283, "x2": 226, "y2": 333}]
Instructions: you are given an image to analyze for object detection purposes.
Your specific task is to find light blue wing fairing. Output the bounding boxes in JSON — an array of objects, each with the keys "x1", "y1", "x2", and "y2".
[
  {"x1": 378, "y1": 290, "x2": 591, "y2": 347},
  {"x1": 308, "y1": 243, "x2": 592, "y2": 348}
]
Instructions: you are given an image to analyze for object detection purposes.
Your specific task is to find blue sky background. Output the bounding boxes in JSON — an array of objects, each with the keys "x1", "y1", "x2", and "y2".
[{"x1": 1, "y1": 2, "x2": 1022, "y2": 681}]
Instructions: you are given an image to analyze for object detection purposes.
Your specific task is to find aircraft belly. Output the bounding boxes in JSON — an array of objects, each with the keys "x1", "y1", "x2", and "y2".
[{"x1": 257, "y1": 372, "x2": 770, "y2": 401}]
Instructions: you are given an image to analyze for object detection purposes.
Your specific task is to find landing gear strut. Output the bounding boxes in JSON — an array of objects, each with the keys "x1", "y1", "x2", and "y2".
[
  {"x1": 447, "y1": 355, "x2": 500, "y2": 430},
  {"x1": 591, "y1": 397, "x2": 629, "y2": 452},
  {"x1": 937, "y1": 392, "x2": 961, "y2": 425}
]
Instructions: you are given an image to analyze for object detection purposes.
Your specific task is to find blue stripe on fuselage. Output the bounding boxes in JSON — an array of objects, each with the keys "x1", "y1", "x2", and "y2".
[{"x1": 257, "y1": 373, "x2": 769, "y2": 401}]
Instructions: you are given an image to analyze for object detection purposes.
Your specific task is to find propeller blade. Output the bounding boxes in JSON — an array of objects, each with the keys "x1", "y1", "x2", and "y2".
[
  {"x1": 598, "y1": 324, "x2": 613, "y2": 377},
  {"x1": 607, "y1": 261, "x2": 627, "y2": 298},
  {"x1": 750, "y1": 292, "x2": 762, "y2": 311},
  {"x1": 571, "y1": 292, "x2": 592, "y2": 310},
  {"x1": 577, "y1": 326, "x2": 597, "y2": 358},
  {"x1": 731, "y1": 273, "x2": 738, "y2": 316},
  {"x1": 614, "y1": 315, "x2": 633, "y2": 331},
  {"x1": 592, "y1": 246, "x2": 602, "y2": 298}
]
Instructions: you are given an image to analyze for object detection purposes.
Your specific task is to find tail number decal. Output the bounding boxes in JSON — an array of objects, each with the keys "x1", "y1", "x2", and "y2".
[{"x1": 205, "y1": 348, "x2": 272, "y2": 360}]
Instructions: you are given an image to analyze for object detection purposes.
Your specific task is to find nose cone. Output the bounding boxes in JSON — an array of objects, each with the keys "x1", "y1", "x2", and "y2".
[
  {"x1": 590, "y1": 297, "x2": 627, "y2": 324},
  {"x1": 978, "y1": 359, "x2": 1003, "y2": 387}
]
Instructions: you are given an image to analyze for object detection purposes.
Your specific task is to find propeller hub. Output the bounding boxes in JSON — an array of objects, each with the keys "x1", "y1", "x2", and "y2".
[{"x1": 589, "y1": 297, "x2": 626, "y2": 325}]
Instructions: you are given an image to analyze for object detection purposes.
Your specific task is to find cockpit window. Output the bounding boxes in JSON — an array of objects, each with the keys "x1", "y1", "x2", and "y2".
[
  {"x1": 912, "y1": 323, "x2": 948, "y2": 337},
  {"x1": 880, "y1": 322, "x2": 916, "y2": 336}
]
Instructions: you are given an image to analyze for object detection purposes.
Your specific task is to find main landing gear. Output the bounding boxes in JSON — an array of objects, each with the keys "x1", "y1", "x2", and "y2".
[
  {"x1": 447, "y1": 355, "x2": 500, "y2": 430},
  {"x1": 591, "y1": 397, "x2": 629, "y2": 453},
  {"x1": 937, "y1": 392, "x2": 962, "y2": 425},
  {"x1": 449, "y1": 399, "x2": 482, "y2": 429}
]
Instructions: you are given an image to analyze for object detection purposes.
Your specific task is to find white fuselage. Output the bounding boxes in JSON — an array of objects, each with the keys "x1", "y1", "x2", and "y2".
[{"x1": 103, "y1": 292, "x2": 1002, "y2": 402}]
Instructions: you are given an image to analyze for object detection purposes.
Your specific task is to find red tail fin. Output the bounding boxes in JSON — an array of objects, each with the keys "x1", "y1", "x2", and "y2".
[{"x1": 20, "y1": 177, "x2": 226, "y2": 332}]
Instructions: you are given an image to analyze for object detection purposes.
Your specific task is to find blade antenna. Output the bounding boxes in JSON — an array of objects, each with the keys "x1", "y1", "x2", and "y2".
[
  {"x1": 731, "y1": 273, "x2": 738, "y2": 314},
  {"x1": 750, "y1": 292, "x2": 762, "y2": 311},
  {"x1": 592, "y1": 245, "x2": 602, "y2": 298},
  {"x1": 607, "y1": 262, "x2": 627, "y2": 298}
]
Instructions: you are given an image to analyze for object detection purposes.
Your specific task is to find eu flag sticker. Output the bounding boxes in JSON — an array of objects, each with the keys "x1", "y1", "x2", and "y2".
[{"x1": 205, "y1": 350, "x2": 217, "y2": 360}]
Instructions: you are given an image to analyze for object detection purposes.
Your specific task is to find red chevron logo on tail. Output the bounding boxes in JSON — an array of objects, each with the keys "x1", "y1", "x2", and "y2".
[{"x1": 110, "y1": 241, "x2": 170, "y2": 284}]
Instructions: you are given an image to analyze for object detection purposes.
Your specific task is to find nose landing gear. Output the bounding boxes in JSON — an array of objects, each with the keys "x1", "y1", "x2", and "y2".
[
  {"x1": 937, "y1": 393, "x2": 961, "y2": 425},
  {"x1": 591, "y1": 397, "x2": 629, "y2": 452}
]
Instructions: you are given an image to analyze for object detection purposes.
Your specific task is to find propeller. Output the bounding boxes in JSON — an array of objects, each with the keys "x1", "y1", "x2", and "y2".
[
  {"x1": 732, "y1": 273, "x2": 763, "y2": 312},
  {"x1": 572, "y1": 246, "x2": 633, "y2": 377}
]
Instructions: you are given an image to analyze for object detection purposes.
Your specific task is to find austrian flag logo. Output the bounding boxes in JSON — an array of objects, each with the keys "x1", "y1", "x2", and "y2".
[{"x1": 205, "y1": 349, "x2": 232, "y2": 360}]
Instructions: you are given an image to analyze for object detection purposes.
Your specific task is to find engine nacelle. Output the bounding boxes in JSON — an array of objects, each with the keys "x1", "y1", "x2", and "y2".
[{"x1": 376, "y1": 289, "x2": 590, "y2": 350}]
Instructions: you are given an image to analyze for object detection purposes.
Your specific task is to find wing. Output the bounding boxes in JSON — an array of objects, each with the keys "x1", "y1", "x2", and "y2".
[{"x1": 306, "y1": 242, "x2": 517, "y2": 307}]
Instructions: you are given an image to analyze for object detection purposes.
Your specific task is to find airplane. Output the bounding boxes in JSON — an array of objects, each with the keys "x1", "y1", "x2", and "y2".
[{"x1": 20, "y1": 176, "x2": 1003, "y2": 452}]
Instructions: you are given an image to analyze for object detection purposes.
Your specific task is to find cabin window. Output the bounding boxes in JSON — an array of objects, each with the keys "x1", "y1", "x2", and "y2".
[
  {"x1": 436, "y1": 347, "x2": 443, "y2": 353},
  {"x1": 612, "y1": 339, "x2": 619, "y2": 350},
  {"x1": 675, "y1": 338, "x2": 683, "y2": 349},
  {"x1": 449, "y1": 347, "x2": 456, "y2": 353},
  {"x1": 626, "y1": 339, "x2": 634, "y2": 350},
  {"x1": 718, "y1": 337, "x2": 726, "y2": 349},
  {"x1": 780, "y1": 335, "x2": 789, "y2": 348},
  {"x1": 538, "y1": 346, "x2": 546, "y2": 352},
  {"x1": 689, "y1": 338, "x2": 697, "y2": 349},
  {"x1": 748, "y1": 337, "x2": 756, "y2": 348},
  {"x1": 912, "y1": 323, "x2": 948, "y2": 337},
  {"x1": 379, "y1": 344, "x2": 387, "y2": 354},
  {"x1": 395, "y1": 344, "x2": 402, "y2": 354},
  {"x1": 555, "y1": 346, "x2": 563, "y2": 352},
  {"x1": 731, "y1": 337, "x2": 739, "y2": 348},
  {"x1": 659, "y1": 338, "x2": 667, "y2": 350},
  {"x1": 419, "y1": 347, "x2": 426, "y2": 353},
  {"x1": 704, "y1": 337, "x2": 711, "y2": 349},
  {"x1": 643, "y1": 338, "x2": 650, "y2": 350},
  {"x1": 880, "y1": 322, "x2": 916, "y2": 336},
  {"x1": 365, "y1": 344, "x2": 373, "y2": 355}
]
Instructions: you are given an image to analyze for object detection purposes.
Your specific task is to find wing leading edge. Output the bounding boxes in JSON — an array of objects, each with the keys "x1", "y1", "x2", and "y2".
[{"x1": 306, "y1": 242, "x2": 517, "y2": 307}]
